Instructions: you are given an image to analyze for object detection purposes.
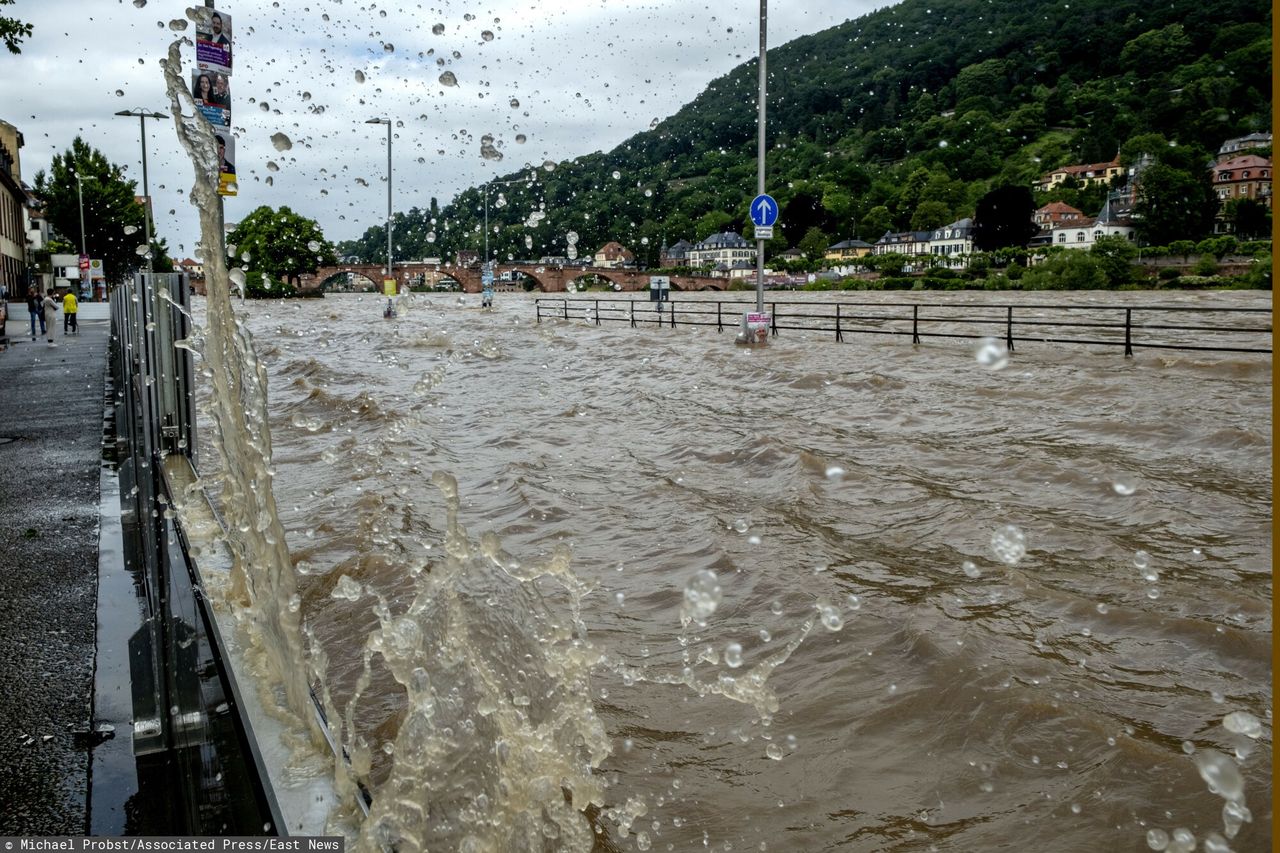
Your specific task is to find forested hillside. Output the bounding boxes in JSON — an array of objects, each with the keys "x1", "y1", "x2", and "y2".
[{"x1": 339, "y1": 0, "x2": 1271, "y2": 266}]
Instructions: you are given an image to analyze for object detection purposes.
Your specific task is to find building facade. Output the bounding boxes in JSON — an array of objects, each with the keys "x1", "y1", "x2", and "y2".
[
  {"x1": 1211, "y1": 155, "x2": 1272, "y2": 207},
  {"x1": 592, "y1": 241, "x2": 635, "y2": 268},
  {"x1": 1034, "y1": 158, "x2": 1124, "y2": 192},
  {"x1": 687, "y1": 231, "x2": 755, "y2": 270},
  {"x1": 0, "y1": 119, "x2": 28, "y2": 300}
]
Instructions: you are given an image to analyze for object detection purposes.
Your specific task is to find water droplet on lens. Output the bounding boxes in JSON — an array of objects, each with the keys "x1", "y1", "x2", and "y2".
[
  {"x1": 439, "y1": 71, "x2": 458, "y2": 87},
  {"x1": 307, "y1": 240, "x2": 320, "y2": 252},
  {"x1": 962, "y1": 560, "x2": 981, "y2": 578},
  {"x1": 1222, "y1": 711, "x2": 1262, "y2": 738},
  {"x1": 481, "y1": 30, "x2": 494, "y2": 41},
  {"x1": 1146, "y1": 828, "x2": 1169, "y2": 850},
  {"x1": 724, "y1": 642, "x2": 743, "y2": 668},
  {"x1": 825, "y1": 465, "x2": 845, "y2": 480},
  {"x1": 765, "y1": 743, "x2": 783, "y2": 760},
  {"x1": 123, "y1": 225, "x2": 139, "y2": 235},
  {"x1": 432, "y1": 23, "x2": 445, "y2": 35},
  {"x1": 975, "y1": 337, "x2": 1009, "y2": 370},
  {"x1": 354, "y1": 70, "x2": 366, "y2": 83},
  {"x1": 270, "y1": 132, "x2": 293, "y2": 151},
  {"x1": 1133, "y1": 550, "x2": 1151, "y2": 569},
  {"x1": 1112, "y1": 480, "x2": 1136, "y2": 495},
  {"x1": 818, "y1": 603, "x2": 843, "y2": 631},
  {"x1": 990, "y1": 524, "x2": 1026, "y2": 565}
]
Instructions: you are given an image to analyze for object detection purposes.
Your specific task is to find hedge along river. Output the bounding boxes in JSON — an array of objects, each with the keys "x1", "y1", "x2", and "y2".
[{"x1": 190, "y1": 288, "x2": 1270, "y2": 851}]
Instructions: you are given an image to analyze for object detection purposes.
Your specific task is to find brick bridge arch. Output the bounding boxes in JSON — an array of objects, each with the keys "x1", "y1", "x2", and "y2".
[{"x1": 298, "y1": 263, "x2": 726, "y2": 294}]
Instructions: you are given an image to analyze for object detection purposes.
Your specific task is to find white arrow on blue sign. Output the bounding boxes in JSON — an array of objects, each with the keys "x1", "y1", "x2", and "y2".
[{"x1": 749, "y1": 193, "x2": 779, "y2": 227}]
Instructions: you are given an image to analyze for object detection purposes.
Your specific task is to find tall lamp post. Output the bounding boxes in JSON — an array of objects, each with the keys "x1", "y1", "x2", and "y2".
[
  {"x1": 366, "y1": 117, "x2": 393, "y2": 287},
  {"x1": 75, "y1": 173, "x2": 89, "y2": 297},
  {"x1": 114, "y1": 108, "x2": 167, "y2": 273}
]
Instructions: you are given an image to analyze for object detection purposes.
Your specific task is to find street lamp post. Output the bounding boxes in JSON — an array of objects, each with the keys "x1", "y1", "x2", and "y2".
[
  {"x1": 75, "y1": 174, "x2": 86, "y2": 256},
  {"x1": 114, "y1": 109, "x2": 167, "y2": 273},
  {"x1": 366, "y1": 118, "x2": 393, "y2": 287}
]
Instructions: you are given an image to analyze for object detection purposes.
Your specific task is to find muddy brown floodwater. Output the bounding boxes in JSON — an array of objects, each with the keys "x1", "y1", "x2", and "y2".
[{"x1": 198, "y1": 289, "x2": 1271, "y2": 852}]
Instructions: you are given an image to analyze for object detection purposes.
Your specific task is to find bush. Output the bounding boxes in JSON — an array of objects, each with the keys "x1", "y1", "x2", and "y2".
[
  {"x1": 879, "y1": 276, "x2": 916, "y2": 290},
  {"x1": 1158, "y1": 267, "x2": 1182, "y2": 280},
  {"x1": 1020, "y1": 251, "x2": 1108, "y2": 290},
  {"x1": 1192, "y1": 255, "x2": 1219, "y2": 276}
]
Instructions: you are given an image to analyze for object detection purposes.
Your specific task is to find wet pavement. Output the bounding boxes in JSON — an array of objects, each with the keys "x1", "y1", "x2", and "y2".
[{"x1": 0, "y1": 316, "x2": 110, "y2": 834}]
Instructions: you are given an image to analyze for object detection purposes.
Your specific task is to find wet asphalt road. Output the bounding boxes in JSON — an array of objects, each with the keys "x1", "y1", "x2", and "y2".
[{"x1": 0, "y1": 316, "x2": 108, "y2": 835}]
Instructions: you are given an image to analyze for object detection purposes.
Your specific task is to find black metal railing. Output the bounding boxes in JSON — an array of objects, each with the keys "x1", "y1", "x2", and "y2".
[{"x1": 534, "y1": 297, "x2": 1272, "y2": 356}]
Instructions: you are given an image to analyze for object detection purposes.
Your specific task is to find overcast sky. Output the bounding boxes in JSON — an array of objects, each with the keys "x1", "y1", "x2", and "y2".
[{"x1": 2, "y1": 0, "x2": 880, "y2": 255}]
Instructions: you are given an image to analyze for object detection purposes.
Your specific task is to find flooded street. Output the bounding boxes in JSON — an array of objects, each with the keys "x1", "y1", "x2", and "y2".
[{"x1": 200, "y1": 289, "x2": 1271, "y2": 851}]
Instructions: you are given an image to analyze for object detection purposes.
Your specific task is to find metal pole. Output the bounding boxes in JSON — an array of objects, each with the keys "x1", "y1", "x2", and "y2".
[
  {"x1": 386, "y1": 121, "x2": 393, "y2": 283},
  {"x1": 755, "y1": 0, "x2": 767, "y2": 314},
  {"x1": 76, "y1": 175, "x2": 86, "y2": 255},
  {"x1": 139, "y1": 114, "x2": 155, "y2": 272}
]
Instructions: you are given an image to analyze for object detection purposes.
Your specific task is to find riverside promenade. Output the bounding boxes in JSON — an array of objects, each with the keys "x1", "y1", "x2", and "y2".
[{"x1": 0, "y1": 303, "x2": 111, "y2": 834}]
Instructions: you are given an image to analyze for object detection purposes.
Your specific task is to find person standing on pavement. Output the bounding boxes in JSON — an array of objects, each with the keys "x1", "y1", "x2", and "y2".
[
  {"x1": 26, "y1": 287, "x2": 44, "y2": 340},
  {"x1": 62, "y1": 288, "x2": 78, "y2": 336},
  {"x1": 41, "y1": 289, "x2": 59, "y2": 346}
]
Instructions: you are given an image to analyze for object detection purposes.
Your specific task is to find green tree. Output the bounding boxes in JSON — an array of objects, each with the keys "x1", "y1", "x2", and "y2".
[
  {"x1": 911, "y1": 200, "x2": 952, "y2": 230},
  {"x1": 973, "y1": 186, "x2": 1037, "y2": 252},
  {"x1": 1021, "y1": 251, "x2": 1107, "y2": 290},
  {"x1": 0, "y1": 0, "x2": 32, "y2": 53},
  {"x1": 1133, "y1": 164, "x2": 1217, "y2": 245},
  {"x1": 1090, "y1": 236, "x2": 1138, "y2": 287},
  {"x1": 227, "y1": 205, "x2": 338, "y2": 290},
  {"x1": 1120, "y1": 24, "x2": 1192, "y2": 72},
  {"x1": 859, "y1": 205, "x2": 892, "y2": 241},
  {"x1": 1168, "y1": 239, "x2": 1196, "y2": 262},
  {"x1": 34, "y1": 138, "x2": 149, "y2": 284},
  {"x1": 798, "y1": 227, "x2": 832, "y2": 263},
  {"x1": 1225, "y1": 198, "x2": 1271, "y2": 241}
]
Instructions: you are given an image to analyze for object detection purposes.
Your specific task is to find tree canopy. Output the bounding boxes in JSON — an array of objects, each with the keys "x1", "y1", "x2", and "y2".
[
  {"x1": 34, "y1": 138, "x2": 156, "y2": 284},
  {"x1": 0, "y1": 0, "x2": 32, "y2": 54},
  {"x1": 227, "y1": 206, "x2": 338, "y2": 290}
]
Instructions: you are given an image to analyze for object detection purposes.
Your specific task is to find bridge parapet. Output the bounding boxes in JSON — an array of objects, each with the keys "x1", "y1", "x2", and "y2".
[{"x1": 299, "y1": 263, "x2": 726, "y2": 294}]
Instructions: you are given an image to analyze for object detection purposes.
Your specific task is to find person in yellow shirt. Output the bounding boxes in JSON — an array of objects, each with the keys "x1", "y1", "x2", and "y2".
[{"x1": 62, "y1": 288, "x2": 78, "y2": 336}]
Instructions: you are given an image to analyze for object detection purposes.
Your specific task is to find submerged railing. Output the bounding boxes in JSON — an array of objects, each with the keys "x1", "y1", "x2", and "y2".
[{"x1": 534, "y1": 297, "x2": 1273, "y2": 356}]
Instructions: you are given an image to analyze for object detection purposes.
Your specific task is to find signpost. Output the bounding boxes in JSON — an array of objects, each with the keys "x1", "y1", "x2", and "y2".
[{"x1": 740, "y1": 0, "x2": 772, "y2": 347}]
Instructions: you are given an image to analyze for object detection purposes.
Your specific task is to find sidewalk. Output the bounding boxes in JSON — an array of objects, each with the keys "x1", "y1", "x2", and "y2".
[{"x1": 0, "y1": 316, "x2": 110, "y2": 834}]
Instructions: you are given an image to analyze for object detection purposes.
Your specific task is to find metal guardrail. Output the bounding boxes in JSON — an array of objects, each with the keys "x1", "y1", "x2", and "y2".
[
  {"x1": 534, "y1": 297, "x2": 1273, "y2": 356},
  {"x1": 110, "y1": 273, "x2": 282, "y2": 833}
]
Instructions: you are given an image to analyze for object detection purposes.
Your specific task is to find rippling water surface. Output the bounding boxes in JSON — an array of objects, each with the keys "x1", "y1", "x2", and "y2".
[{"x1": 199, "y1": 290, "x2": 1271, "y2": 851}]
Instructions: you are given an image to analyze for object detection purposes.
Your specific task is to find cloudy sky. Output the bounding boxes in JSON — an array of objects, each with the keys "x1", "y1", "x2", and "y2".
[{"x1": 2, "y1": 0, "x2": 880, "y2": 255}]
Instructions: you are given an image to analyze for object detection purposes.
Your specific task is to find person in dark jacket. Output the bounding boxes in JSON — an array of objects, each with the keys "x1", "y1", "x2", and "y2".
[{"x1": 26, "y1": 287, "x2": 44, "y2": 340}]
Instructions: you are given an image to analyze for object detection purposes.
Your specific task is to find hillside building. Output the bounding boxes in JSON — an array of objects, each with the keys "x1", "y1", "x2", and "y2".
[
  {"x1": 824, "y1": 239, "x2": 874, "y2": 261},
  {"x1": 1216, "y1": 133, "x2": 1272, "y2": 162},
  {"x1": 592, "y1": 241, "x2": 635, "y2": 268},
  {"x1": 1034, "y1": 158, "x2": 1124, "y2": 192},
  {"x1": 1211, "y1": 155, "x2": 1272, "y2": 207},
  {"x1": 687, "y1": 231, "x2": 755, "y2": 271},
  {"x1": 1034, "y1": 202, "x2": 1086, "y2": 228},
  {"x1": 1047, "y1": 195, "x2": 1136, "y2": 249}
]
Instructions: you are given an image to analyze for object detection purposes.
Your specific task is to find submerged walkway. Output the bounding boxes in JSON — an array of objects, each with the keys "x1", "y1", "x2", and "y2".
[{"x1": 0, "y1": 310, "x2": 110, "y2": 834}]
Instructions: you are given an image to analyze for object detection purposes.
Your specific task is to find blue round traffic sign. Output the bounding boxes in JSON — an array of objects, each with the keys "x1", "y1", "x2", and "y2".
[{"x1": 749, "y1": 194, "x2": 779, "y2": 227}]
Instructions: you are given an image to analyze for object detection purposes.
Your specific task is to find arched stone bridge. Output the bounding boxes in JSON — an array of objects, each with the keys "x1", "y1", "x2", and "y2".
[{"x1": 297, "y1": 263, "x2": 727, "y2": 294}]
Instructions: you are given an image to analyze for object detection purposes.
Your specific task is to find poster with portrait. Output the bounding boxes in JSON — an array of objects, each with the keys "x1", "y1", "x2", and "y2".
[
  {"x1": 191, "y1": 70, "x2": 230, "y2": 127},
  {"x1": 195, "y1": 9, "x2": 232, "y2": 74},
  {"x1": 213, "y1": 131, "x2": 237, "y2": 196}
]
